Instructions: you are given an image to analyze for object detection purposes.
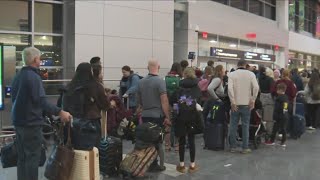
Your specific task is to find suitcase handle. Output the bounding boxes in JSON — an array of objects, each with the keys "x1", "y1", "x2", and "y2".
[{"x1": 101, "y1": 111, "x2": 108, "y2": 140}]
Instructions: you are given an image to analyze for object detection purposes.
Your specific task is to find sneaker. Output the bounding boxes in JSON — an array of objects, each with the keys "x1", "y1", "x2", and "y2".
[
  {"x1": 230, "y1": 148, "x2": 237, "y2": 153},
  {"x1": 188, "y1": 165, "x2": 199, "y2": 173},
  {"x1": 279, "y1": 143, "x2": 287, "y2": 147},
  {"x1": 176, "y1": 165, "x2": 186, "y2": 173},
  {"x1": 241, "y1": 149, "x2": 252, "y2": 154},
  {"x1": 149, "y1": 164, "x2": 166, "y2": 172},
  {"x1": 308, "y1": 126, "x2": 316, "y2": 130},
  {"x1": 265, "y1": 141, "x2": 275, "y2": 145}
]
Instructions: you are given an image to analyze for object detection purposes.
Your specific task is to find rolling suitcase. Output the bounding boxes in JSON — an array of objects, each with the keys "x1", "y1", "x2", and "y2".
[
  {"x1": 204, "y1": 122, "x2": 226, "y2": 150},
  {"x1": 120, "y1": 146, "x2": 158, "y2": 178},
  {"x1": 69, "y1": 147, "x2": 100, "y2": 180},
  {"x1": 99, "y1": 111, "x2": 123, "y2": 177},
  {"x1": 204, "y1": 100, "x2": 227, "y2": 150}
]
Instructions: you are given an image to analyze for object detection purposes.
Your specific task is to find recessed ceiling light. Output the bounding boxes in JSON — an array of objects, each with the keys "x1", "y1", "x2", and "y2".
[
  {"x1": 229, "y1": 44, "x2": 237, "y2": 48},
  {"x1": 41, "y1": 36, "x2": 47, "y2": 40},
  {"x1": 209, "y1": 40, "x2": 217, "y2": 43}
]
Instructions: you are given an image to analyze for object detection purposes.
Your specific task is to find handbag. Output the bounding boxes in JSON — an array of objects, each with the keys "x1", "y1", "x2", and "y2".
[
  {"x1": 44, "y1": 123, "x2": 75, "y2": 180},
  {"x1": 71, "y1": 118, "x2": 98, "y2": 150},
  {"x1": 1, "y1": 139, "x2": 47, "y2": 168}
]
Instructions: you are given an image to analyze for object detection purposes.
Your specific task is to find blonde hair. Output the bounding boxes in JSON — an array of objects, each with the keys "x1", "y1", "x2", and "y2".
[
  {"x1": 265, "y1": 67, "x2": 274, "y2": 79},
  {"x1": 282, "y1": 69, "x2": 291, "y2": 80},
  {"x1": 213, "y1": 65, "x2": 224, "y2": 78},
  {"x1": 183, "y1": 67, "x2": 196, "y2": 79}
]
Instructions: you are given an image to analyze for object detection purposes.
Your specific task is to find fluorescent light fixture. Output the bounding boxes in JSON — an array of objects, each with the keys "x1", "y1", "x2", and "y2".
[
  {"x1": 209, "y1": 40, "x2": 217, "y2": 43},
  {"x1": 41, "y1": 36, "x2": 47, "y2": 40},
  {"x1": 229, "y1": 44, "x2": 237, "y2": 48}
]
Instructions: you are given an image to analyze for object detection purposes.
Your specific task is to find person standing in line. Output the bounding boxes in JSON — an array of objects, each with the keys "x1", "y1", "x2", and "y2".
[
  {"x1": 120, "y1": 65, "x2": 140, "y2": 111},
  {"x1": 11, "y1": 47, "x2": 73, "y2": 180},
  {"x1": 304, "y1": 71, "x2": 320, "y2": 130},
  {"x1": 228, "y1": 59, "x2": 259, "y2": 154},
  {"x1": 90, "y1": 56, "x2": 101, "y2": 65},
  {"x1": 265, "y1": 83, "x2": 289, "y2": 147},
  {"x1": 137, "y1": 59, "x2": 171, "y2": 171},
  {"x1": 180, "y1": 60, "x2": 189, "y2": 73},
  {"x1": 207, "y1": 60, "x2": 214, "y2": 68}
]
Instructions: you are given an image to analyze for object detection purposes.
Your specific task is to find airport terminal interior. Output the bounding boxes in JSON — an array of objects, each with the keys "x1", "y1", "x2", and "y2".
[{"x1": 1, "y1": 0, "x2": 320, "y2": 180}]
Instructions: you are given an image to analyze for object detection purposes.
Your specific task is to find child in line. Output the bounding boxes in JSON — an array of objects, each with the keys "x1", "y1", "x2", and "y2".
[{"x1": 265, "y1": 83, "x2": 289, "y2": 147}]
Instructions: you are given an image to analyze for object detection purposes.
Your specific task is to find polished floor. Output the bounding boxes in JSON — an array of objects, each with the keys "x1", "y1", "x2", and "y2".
[{"x1": 1, "y1": 130, "x2": 320, "y2": 180}]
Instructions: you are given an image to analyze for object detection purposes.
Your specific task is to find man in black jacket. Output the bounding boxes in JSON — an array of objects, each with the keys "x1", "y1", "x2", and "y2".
[{"x1": 11, "y1": 47, "x2": 72, "y2": 180}]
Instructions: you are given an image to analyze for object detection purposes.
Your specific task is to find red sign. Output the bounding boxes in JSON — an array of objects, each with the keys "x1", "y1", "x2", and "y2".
[
  {"x1": 246, "y1": 33, "x2": 256, "y2": 39},
  {"x1": 202, "y1": 32, "x2": 208, "y2": 39},
  {"x1": 274, "y1": 44, "x2": 279, "y2": 51}
]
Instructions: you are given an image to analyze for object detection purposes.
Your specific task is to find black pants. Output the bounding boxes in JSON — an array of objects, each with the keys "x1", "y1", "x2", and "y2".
[
  {"x1": 179, "y1": 134, "x2": 195, "y2": 162},
  {"x1": 270, "y1": 118, "x2": 287, "y2": 144},
  {"x1": 306, "y1": 104, "x2": 320, "y2": 128},
  {"x1": 15, "y1": 126, "x2": 42, "y2": 180}
]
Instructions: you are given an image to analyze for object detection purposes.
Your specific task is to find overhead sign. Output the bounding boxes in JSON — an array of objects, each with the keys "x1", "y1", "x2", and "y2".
[
  {"x1": 210, "y1": 47, "x2": 243, "y2": 59},
  {"x1": 244, "y1": 51, "x2": 275, "y2": 61},
  {"x1": 0, "y1": 44, "x2": 4, "y2": 110}
]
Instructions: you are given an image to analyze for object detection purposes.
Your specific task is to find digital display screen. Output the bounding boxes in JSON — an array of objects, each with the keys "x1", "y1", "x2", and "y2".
[{"x1": 0, "y1": 44, "x2": 4, "y2": 110}]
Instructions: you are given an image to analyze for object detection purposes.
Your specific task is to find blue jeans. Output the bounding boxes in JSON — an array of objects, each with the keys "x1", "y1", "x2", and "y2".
[
  {"x1": 15, "y1": 126, "x2": 42, "y2": 180},
  {"x1": 229, "y1": 106, "x2": 251, "y2": 149}
]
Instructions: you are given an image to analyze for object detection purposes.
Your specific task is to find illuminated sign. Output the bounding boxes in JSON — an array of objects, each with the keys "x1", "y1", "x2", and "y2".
[
  {"x1": 210, "y1": 47, "x2": 242, "y2": 59},
  {"x1": 0, "y1": 44, "x2": 3, "y2": 110},
  {"x1": 244, "y1": 51, "x2": 275, "y2": 61}
]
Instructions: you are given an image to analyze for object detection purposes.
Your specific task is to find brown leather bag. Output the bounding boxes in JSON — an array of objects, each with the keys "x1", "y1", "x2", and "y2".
[{"x1": 44, "y1": 123, "x2": 75, "y2": 180}]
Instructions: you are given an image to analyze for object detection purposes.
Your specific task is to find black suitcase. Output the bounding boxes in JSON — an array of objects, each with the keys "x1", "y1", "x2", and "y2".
[
  {"x1": 99, "y1": 136, "x2": 123, "y2": 176},
  {"x1": 204, "y1": 122, "x2": 226, "y2": 151},
  {"x1": 99, "y1": 111, "x2": 123, "y2": 177}
]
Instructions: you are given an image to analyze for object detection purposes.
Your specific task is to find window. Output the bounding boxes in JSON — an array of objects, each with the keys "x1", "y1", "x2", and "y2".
[
  {"x1": 239, "y1": 40, "x2": 256, "y2": 52},
  {"x1": 249, "y1": 0, "x2": 264, "y2": 16},
  {"x1": 212, "y1": 0, "x2": 229, "y2": 5},
  {"x1": 35, "y1": 2, "x2": 63, "y2": 33},
  {"x1": 289, "y1": 0, "x2": 317, "y2": 35},
  {"x1": 230, "y1": 0, "x2": 247, "y2": 11},
  {"x1": 219, "y1": 36, "x2": 238, "y2": 49},
  {"x1": 0, "y1": 0, "x2": 31, "y2": 32},
  {"x1": 265, "y1": 4, "x2": 276, "y2": 20}
]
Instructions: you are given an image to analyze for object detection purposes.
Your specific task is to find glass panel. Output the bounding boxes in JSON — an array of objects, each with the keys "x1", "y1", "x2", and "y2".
[
  {"x1": 230, "y1": 0, "x2": 247, "y2": 11},
  {"x1": 0, "y1": 34, "x2": 31, "y2": 66},
  {"x1": 289, "y1": 1, "x2": 296, "y2": 31},
  {"x1": 0, "y1": 0, "x2": 31, "y2": 32},
  {"x1": 35, "y1": 2, "x2": 63, "y2": 33},
  {"x1": 34, "y1": 35, "x2": 63, "y2": 95},
  {"x1": 34, "y1": 36, "x2": 63, "y2": 67},
  {"x1": 265, "y1": 0, "x2": 276, "y2": 5},
  {"x1": 198, "y1": 33, "x2": 218, "y2": 57},
  {"x1": 265, "y1": 5, "x2": 276, "y2": 20},
  {"x1": 219, "y1": 36, "x2": 238, "y2": 50},
  {"x1": 249, "y1": 0, "x2": 264, "y2": 16},
  {"x1": 212, "y1": 0, "x2": 229, "y2": 5},
  {"x1": 239, "y1": 40, "x2": 256, "y2": 52}
]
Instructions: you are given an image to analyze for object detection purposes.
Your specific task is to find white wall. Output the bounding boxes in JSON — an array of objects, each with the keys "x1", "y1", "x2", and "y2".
[
  {"x1": 74, "y1": 0, "x2": 174, "y2": 85},
  {"x1": 289, "y1": 32, "x2": 320, "y2": 55},
  {"x1": 187, "y1": 0, "x2": 289, "y2": 67}
]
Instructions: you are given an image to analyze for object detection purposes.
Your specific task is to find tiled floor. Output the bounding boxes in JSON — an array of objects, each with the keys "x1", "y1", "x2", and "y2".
[{"x1": 1, "y1": 130, "x2": 320, "y2": 180}]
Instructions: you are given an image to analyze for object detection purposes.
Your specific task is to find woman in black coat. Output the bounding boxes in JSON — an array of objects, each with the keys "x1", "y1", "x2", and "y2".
[{"x1": 175, "y1": 67, "x2": 201, "y2": 174}]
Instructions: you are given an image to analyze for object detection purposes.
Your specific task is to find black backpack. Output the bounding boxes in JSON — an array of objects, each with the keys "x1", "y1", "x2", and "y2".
[{"x1": 62, "y1": 85, "x2": 87, "y2": 118}]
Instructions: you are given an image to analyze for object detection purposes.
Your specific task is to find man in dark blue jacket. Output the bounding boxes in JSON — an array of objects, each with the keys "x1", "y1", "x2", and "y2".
[{"x1": 11, "y1": 47, "x2": 72, "y2": 180}]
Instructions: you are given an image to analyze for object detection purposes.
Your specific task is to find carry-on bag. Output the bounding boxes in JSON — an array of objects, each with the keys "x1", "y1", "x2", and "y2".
[
  {"x1": 99, "y1": 111, "x2": 123, "y2": 177},
  {"x1": 69, "y1": 147, "x2": 100, "y2": 180},
  {"x1": 204, "y1": 122, "x2": 226, "y2": 150},
  {"x1": 45, "y1": 123, "x2": 75, "y2": 180},
  {"x1": 120, "y1": 146, "x2": 158, "y2": 178}
]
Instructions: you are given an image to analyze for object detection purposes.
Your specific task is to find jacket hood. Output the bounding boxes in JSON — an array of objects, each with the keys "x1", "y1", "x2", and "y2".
[{"x1": 180, "y1": 78, "x2": 199, "y2": 88}]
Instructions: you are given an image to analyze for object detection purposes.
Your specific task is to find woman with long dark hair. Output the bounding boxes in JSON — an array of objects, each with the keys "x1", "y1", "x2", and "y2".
[
  {"x1": 64, "y1": 62, "x2": 111, "y2": 148},
  {"x1": 304, "y1": 71, "x2": 320, "y2": 129}
]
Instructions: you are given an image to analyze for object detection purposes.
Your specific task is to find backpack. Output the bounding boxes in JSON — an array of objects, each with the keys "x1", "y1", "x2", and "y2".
[
  {"x1": 62, "y1": 85, "x2": 87, "y2": 118},
  {"x1": 198, "y1": 78, "x2": 211, "y2": 92},
  {"x1": 206, "y1": 100, "x2": 226, "y2": 124},
  {"x1": 311, "y1": 84, "x2": 320, "y2": 100},
  {"x1": 165, "y1": 75, "x2": 180, "y2": 104}
]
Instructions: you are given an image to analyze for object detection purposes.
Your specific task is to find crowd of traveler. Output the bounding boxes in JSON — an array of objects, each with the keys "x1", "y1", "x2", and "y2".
[{"x1": 10, "y1": 46, "x2": 320, "y2": 179}]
